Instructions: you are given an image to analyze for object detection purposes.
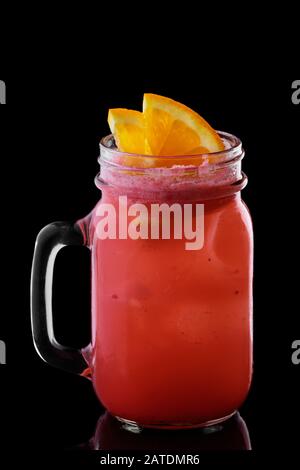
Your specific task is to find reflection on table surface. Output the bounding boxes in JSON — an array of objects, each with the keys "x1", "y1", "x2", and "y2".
[{"x1": 77, "y1": 412, "x2": 251, "y2": 451}]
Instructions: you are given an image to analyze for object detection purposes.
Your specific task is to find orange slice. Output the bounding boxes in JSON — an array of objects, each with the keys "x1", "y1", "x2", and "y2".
[
  {"x1": 107, "y1": 94, "x2": 225, "y2": 167},
  {"x1": 108, "y1": 108, "x2": 146, "y2": 154},
  {"x1": 143, "y1": 94, "x2": 224, "y2": 156}
]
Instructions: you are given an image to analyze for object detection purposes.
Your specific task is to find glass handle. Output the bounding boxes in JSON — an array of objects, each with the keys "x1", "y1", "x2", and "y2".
[{"x1": 30, "y1": 221, "x2": 89, "y2": 375}]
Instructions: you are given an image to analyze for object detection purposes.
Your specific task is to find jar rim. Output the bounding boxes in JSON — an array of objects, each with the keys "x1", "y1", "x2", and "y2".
[
  {"x1": 97, "y1": 131, "x2": 246, "y2": 200},
  {"x1": 99, "y1": 131, "x2": 243, "y2": 170}
]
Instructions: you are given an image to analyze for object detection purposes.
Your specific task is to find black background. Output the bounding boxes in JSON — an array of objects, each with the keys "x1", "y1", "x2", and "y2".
[{"x1": 0, "y1": 66, "x2": 299, "y2": 466}]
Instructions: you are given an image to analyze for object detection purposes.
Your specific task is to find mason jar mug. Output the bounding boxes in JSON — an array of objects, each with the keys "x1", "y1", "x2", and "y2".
[{"x1": 31, "y1": 131, "x2": 253, "y2": 430}]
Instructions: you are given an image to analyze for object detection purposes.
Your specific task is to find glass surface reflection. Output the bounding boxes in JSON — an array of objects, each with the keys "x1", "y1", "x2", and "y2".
[{"x1": 80, "y1": 412, "x2": 251, "y2": 451}]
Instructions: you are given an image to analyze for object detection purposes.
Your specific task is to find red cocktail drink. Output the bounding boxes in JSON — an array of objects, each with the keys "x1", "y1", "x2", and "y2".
[{"x1": 88, "y1": 132, "x2": 253, "y2": 428}]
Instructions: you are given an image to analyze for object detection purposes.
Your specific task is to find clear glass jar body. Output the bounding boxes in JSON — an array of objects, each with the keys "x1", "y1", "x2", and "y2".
[{"x1": 87, "y1": 132, "x2": 253, "y2": 429}]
